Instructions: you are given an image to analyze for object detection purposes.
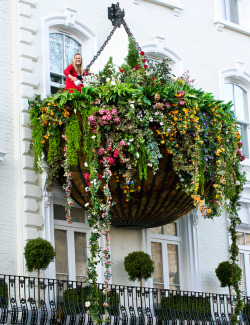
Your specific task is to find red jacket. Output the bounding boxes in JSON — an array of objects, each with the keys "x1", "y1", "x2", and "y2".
[{"x1": 63, "y1": 64, "x2": 83, "y2": 92}]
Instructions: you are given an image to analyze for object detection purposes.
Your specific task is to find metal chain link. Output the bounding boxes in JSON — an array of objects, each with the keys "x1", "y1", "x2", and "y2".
[
  {"x1": 86, "y1": 16, "x2": 148, "y2": 70},
  {"x1": 85, "y1": 25, "x2": 119, "y2": 70}
]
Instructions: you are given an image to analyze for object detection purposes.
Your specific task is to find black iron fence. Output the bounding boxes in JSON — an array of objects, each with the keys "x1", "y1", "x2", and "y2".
[{"x1": 0, "y1": 274, "x2": 250, "y2": 324}]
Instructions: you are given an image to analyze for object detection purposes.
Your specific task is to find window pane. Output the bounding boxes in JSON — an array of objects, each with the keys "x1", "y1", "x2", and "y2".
[
  {"x1": 229, "y1": 0, "x2": 239, "y2": 24},
  {"x1": 54, "y1": 204, "x2": 85, "y2": 223},
  {"x1": 224, "y1": 83, "x2": 234, "y2": 108},
  {"x1": 74, "y1": 232, "x2": 87, "y2": 282},
  {"x1": 65, "y1": 36, "x2": 81, "y2": 69},
  {"x1": 238, "y1": 253, "x2": 246, "y2": 293},
  {"x1": 150, "y1": 226, "x2": 163, "y2": 234},
  {"x1": 167, "y1": 244, "x2": 179, "y2": 286},
  {"x1": 163, "y1": 223, "x2": 177, "y2": 236},
  {"x1": 237, "y1": 123, "x2": 249, "y2": 158},
  {"x1": 234, "y1": 85, "x2": 247, "y2": 121},
  {"x1": 237, "y1": 232, "x2": 245, "y2": 245},
  {"x1": 151, "y1": 242, "x2": 164, "y2": 287},
  {"x1": 50, "y1": 33, "x2": 63, "y2": 74},
  {"x1": 54, "y1": 229, "x2": 68, "y2": 280},
  {"x1": 245, "y1": 234, "x2": 250, "y2": 246}
]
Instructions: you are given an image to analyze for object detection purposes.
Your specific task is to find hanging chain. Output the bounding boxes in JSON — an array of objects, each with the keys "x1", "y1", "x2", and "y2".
[
  {"x1": 86, "y1": 4, "x2": 148, "y2": 70},
  {"x1": 85, "y1": 25, "x2": 119, "y2": 71}
]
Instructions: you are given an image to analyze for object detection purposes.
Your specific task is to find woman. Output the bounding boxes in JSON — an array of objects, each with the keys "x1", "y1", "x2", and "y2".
[{"x1": 63, "y1": 53, "x2": 87, "y2": 92}]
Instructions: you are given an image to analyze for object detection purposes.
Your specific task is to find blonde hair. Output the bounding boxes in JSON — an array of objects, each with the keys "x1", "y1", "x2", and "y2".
[{"x1": 72, "y1": 53, "x2": 84, "y2": 75}]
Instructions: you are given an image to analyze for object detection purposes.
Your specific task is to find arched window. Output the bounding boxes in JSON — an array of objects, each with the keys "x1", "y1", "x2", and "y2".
[
  {"x1": 49, "y1": 32, "x2": 81, "y2": 94},
  {"x1": 224, "y1": 83, "x2": 249, "y2": 158}
]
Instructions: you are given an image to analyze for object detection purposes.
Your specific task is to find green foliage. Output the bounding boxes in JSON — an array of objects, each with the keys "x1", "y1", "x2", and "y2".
[
  {"x1": 215, "y1": 261, "x2": 242, "y2": 288},
  {"x1": 24, "y1": 238, "x2": 56, "y2": 273},
  {"x1": 0, "y1": 280, "x2": 8, "y2": 306},
  {"x1": 125, "y1": 37, "x2": 140, "y2": 69},
  {"x1": 65, "y1": 116, "x2": 81, "y2": 165},
  {"x1": 161, "y1": 295, "x2": 211, "y2": 320},
  {"x1": 98, "y1": 57, "x2": 116, "y2": 85},
  {"x1": 63, "y1": 287, "x2": 119, "y2": 315},
  {"x1": 28, "y1": 95, "x2": 45, "y2": 171},
  {"x1": 124, "y1": 251, "x2": 154, "y2": 282}
]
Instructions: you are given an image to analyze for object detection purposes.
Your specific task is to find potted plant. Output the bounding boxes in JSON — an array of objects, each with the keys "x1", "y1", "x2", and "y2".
[
  {"x1": 215, "y1": 260, "x2": 242, "y2": 297},
  {"x1": 124, "y1": 251, "x2": 154, "y2": 289},
  {"x1": 24, "y1": 237, "x2": 56, "y2": 278}
]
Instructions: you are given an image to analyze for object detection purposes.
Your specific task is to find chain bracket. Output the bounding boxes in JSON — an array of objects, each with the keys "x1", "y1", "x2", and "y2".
[
  {"x1": 108, "y1": 3, "x2": 125, "y2": 27},
  {"x1": 86, "y1": 2, "x2": 145, "y2": 70}
]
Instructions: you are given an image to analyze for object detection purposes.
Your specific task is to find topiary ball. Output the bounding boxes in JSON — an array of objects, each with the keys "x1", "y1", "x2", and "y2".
[
  {"x1": 215, "y1": 261, "x2": 242, "y2": 288},
  {"x1": 124, "y1": 251, "x2": 154, "y2": 282},
  {"x1": 24, "y1": 238, "x2": 56, "y2": 272}
]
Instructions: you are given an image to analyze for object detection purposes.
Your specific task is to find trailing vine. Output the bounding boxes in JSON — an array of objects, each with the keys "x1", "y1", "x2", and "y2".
[{"x1": 28, "y1": 43, "x2": 246, "y2": 323}]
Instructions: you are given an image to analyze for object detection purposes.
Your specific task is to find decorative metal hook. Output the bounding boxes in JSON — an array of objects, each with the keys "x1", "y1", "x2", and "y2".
[{"x1": 108, "y1": 2, "x2": 125, "y2": 27}]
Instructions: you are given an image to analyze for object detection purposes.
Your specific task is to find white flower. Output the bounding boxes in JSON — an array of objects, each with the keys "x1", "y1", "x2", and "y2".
[
  {"x1": 85, "y1": 203, "x2": 89, "y2": 207},
  {"x1": 84, "y1": 162, "x2": 88, "y2": 167},
  {"x1": 229, "y1": 259, "x2": 233, "y2": 264},
  {"x1": 93, "y1": 257, "x2": 99, "y2": 263},
  {"x1": 129, "y1": 138, "x2": 134, "y2": 142},
  {"x1": 85, "y1": 301, "x2": 90, "y2": 308},
  {"x1": 136, "y1": 152, "x2": 140, "y2": 158},
  {"x1": 85, "y1": 187, "x2": 89, "y2": 192},
  {"x1": 92, "y1": 228, "x2": 98, "y2": 233},
  {"x1": 235, "y1": 180, "x2": 240, "y2": 186},
  {"x1": 88, "y1": 279, "x2": 93, "y2": 284},
  {"x1": 106, "y1": 78, "x2": 111, "y2": 82},
  {"x1": 91, "y1": 135, "x2": 96, "y2": 140}
]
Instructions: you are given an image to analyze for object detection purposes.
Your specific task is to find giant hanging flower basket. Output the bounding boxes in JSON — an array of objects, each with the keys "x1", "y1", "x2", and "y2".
[{"x1": 29, "y1": 42, "x2": 246, "y2": 322}]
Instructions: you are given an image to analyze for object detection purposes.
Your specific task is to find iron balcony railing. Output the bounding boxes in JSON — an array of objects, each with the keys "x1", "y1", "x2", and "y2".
[{"x1": 0, "y1": 274, "x2": 250, "y2": 324}]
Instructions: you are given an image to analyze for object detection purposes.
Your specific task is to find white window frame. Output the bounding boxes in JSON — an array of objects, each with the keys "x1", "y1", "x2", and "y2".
[
  {"x1": 49, "y1": 30, "x2": 82, "y2": 93},
  {"x1": 224, "y1": 81, "x2": 249, "y2": 158},
  {"x1": 54, "y1": 215, "x2": 89, "y2": 282},
  {"x1": 214, "y1": 0, "x2": 250, "y2": 35},
  {"x1": 146, "y1": 222, "x2": 183, "y2": 290},
  {"x1": 220, "y1": 68, "x2": 250, "y2": 167},
  {"x1": 237, "y1": 228, "x2": 250, "y2": 295},
  {"x1": 42, "y1": 14, "x2": 97, "y2": 96}
]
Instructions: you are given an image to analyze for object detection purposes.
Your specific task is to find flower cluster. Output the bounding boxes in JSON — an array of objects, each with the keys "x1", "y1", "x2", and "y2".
[
  {"x1": 29, "y1": 44, "x2": 246, "y2": 323},
  {"x1": 88, "y1": 107, "x2": 120, "y2": 133}
]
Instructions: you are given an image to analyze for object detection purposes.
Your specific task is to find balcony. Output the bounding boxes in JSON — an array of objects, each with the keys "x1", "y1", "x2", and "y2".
[{"x1": 0, "y1": 274, "x2": 250, "y2": 324}]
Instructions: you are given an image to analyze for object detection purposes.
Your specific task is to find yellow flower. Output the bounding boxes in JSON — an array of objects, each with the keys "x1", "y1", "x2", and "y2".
[{"x1": 207, "y1": 209, "x2": 211, "y2": 213}]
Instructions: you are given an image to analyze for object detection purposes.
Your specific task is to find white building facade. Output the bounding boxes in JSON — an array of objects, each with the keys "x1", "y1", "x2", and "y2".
[{"x1": 1, "y1": 0, "x2": 250, "y2": 297}]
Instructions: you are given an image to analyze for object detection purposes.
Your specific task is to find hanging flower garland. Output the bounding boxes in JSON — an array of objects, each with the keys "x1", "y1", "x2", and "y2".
[{"x1": 28, "y1": 45, "x2": 246, "y2": 323}]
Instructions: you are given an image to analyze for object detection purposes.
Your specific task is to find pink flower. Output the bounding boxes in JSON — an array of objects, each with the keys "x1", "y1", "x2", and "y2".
[
  {"x1": 103, "y1": 302, "x2": 109, "y2": 307},
  {"x1": 99, "y1": 120, "x2": 106, "y2": 126},
  {"x1": 108, "y1": 146, "x2": 112, "y2": 151},
  {"x1": 84, "y1": 173, "x2": 90, "y2": 181},
  {"x1": 113, "y1": 149, "x2": 119, "y2": 158},
  {"x1": 98, "y1": 173, "x2": 102, "y2": 180},
  {"x1": 94, "y1": 98, "x2": 101, "y2": 105},
  {"x1": 179, "y1": 100, "x2": 186, "y2": 106},
  {"x1": 88, "y1": 115, "x2": 97, "y2": 126},
  {"x1": 99, "y1": 108, "x2": 105, "y2": 115},
  {"x1": 155, "y1": 102, "x2": 164, "y2": 110},
  {"x1": 106, "y1": 114, "x2": 112, "y2": 121},
  {"x1": 120, "y1": 140, "x2": 127, "y2": 146},
  {"x1": 111, "y1": 108, "x2": 118, "y2": 115},
  {"x1": 180, "y1": 90, "x2": 185, "y2": 96},
  {"x1": 98, "y1": 147, "x2": 105, "y2": 155},
  {"x1": 113, "y1": 117, "x2": 120, "y2": 124},
  {"x1": 105, "y1": 109, "x2": 110, "y2": 114},
  {"x1": 166, "y1": 102, "x2": 171, "y2": 108},
  {"x1": 108, "y1": 157, "x2": 115, "y2": 165},
  {"x1": 88, "y1": 181, "x2": 91, "y2": 187}
]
